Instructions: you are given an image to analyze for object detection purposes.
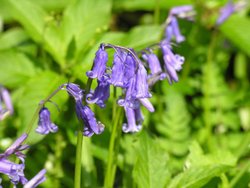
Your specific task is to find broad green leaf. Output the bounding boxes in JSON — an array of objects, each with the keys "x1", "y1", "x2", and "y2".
[
  {"x1": 120, "y1": 25, "x2": 162, "y2": 49},
  {"x1": 113, "y1": 0, "x2": 192, "y2": 11},
  {"x1": 16, "y1": 71, "x2": 68, "y2": 144},
  {"x1": 0, "y1": 28, "x2": 29, "y2": 50},
  {"x1": 5, "y1": 0, "x2": 65, "y2": 65},
  {"x1": 220, "y1": 14, "x2": 250, "y2": 56},
  {"x1": 133, "y1": 131, "x2": 170, "y2": 188},
  {"x1": 0, "y1": 50, "x2": 38, "y2": 88},
  {"x1": 30, "y1": 0, "x2": 70, "y2": 11},
  {"x1": 60, "y1": 0, "x2": 112, "y2": 61}
]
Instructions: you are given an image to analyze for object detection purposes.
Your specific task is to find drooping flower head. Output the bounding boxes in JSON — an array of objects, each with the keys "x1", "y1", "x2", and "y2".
[
  {"x1": 124, "y1": 52, "x2": 136, "y2": 86},
  {"x1": 169, "y1": 5, "x2": 194, "y2": 19},
  {"x1": 110, "y1": 51, "x2": 127, "y2": 88},
  {"x1": 1, "y1": 133, "x2": 29, "y2": 161},
  {"x1": 36, "y1": 107, "x2": 58, "y2": 135},
  {"x1": 122, "y1": 106, "x2": 142, "y2": 133},
  {"x1": 134, "y1": 63, "x2": 152, "y2": 99},
  {"x1": 66, "y1": 83, "x2": 84, "y2": 101},
  {"x1": 165, "y1": 16, "x2": 186, "y2": 43},
  {"x1": 0, "y1": 86, "x2": 13, "y2": 120},
  {"x1": 86, "y1": 74, "x2": 110, "y2": 108},
  {"x1": 86, "y1": 44, "x2": 108, "y2": 80},
  {"x1": 216, "y1": 0, "x2": 235, "y2": 25},
  {"x1": 0, "y1": 134, "x2": 29, "y2": 186},
  {"x1": 75, "y1": 100, "x2": 104, "y2": 137},
  {"x1": 165, "y1": 5, "x2": 194, "y2": 43},
  {"x1": 24, "y1": 169, "x2": 46, "y2": 188},
  {"x1": 0, "y1": 160, "x2": 27, "y2": 185},
  {"x1": 161, "y1": 43, "x2": 185, "y2": 84}
]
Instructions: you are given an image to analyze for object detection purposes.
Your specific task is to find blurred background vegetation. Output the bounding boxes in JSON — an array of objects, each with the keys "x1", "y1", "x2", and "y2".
[{"x1": 0, "y1": 0, "x2": 249, "y2": 187}]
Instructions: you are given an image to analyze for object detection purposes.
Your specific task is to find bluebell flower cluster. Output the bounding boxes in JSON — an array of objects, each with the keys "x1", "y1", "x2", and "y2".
[
  {"x1": 34, "y1": 2, "x2": 248, "y2": 137},
  {"x1": 0, "y1": 85, "x2": 13, "y2": 121},
  {"x1": 33, "y1": 3, "x2": 246, "y2": 137},
  {"x1": 84, "y1": 37, "x2": 186, "y2": 133},
  {"x1": 0, "y1": 134, "x2": 46, "y2": 187}
]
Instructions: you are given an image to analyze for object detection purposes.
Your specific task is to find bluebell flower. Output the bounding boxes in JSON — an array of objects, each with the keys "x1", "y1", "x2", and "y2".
[
  {"x1": 0, "y1": 134, "x2": 29, "y2": 186},
  {"x1": 24, "y1": 169, "x2": 46, "y2": 188},
  {"x1": 124, "y1": 52, "x2": 136, "y2": 86},
  {"x1": 0, "y1": 86, "x2": 13, "y2": 120},
  {"x1": 161, "y1": 43, "x2": 184, "y2": 84},
  {"x1": 86, "y1": 45, "x2": 108, "y2": 80},
  {"x1": 167, "y1": 16, "x2": 186, "y2": 43},
  {"x1": 1, "y1": 133, "x2": 29, "y2": 161},
  {"x1": 134, "y1": 107, "x2": 144, "y2": 125},
  {"x1": 142, "y1": 52, "x2": 167, "y2": 85},
  {"x1": 122, "y1": 106, "x2": 142, "y2": 133},
  {"x1": 165, "y1": 5, "x2": 194, "y2": 43},
  {"x1": 139, "y1": 98, "x2": 155, "y2": 112},
  {"x1": 86, "y1": 75, "x2": 110, "y2": 108},
  {"x1": 0, "y1": 159, "x2": 27, "y2": 185},
  {"x1": 134, "y1": 63, "x2": 152, "y2": 99},
  {"x1": 169, "y1": 5, "x2": 194, "y2": 18},
  {"x1": 75, "y1": 100, "x2": 104, "y2": 137},
  {"x1": 36, "y1": 107, "x2": 58, "y2": 135},
  {"x1": 66, "y1": 83, "x2": 84, "y2": 101},
  {"x1": 216, "y1": 0, "x2": 235, "y2": 25},
  {"x1": 110, "y1": 51, "x2": 126, "y2": 88}
]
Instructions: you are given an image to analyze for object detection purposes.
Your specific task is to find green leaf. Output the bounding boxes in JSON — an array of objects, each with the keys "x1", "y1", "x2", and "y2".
[
  {"x1": 168, "y1": 142, "x2": 237, "y2": 188},
  {"x1": 0, "y1": 28, "x2": 29, "y2": 50},
  {"x1": 5, "y1": 0, "x2": 65, "y2": 65},
  {"x1": 220, "y1": 14, "x2": 250, "y2": 56},
  {"x1": 133, "y1": 131, "x2": 170, "y2": 188},
  {"x1": 0, "y1": 50, "x2": 38, "y2": 88},
  {"x1": 168, "y1": 165, "x2": 231, "y2": 188},
  {"x1": 120, "y1": 25, "x2": 162, "y2": 49},
  {"x1": 60, "y1": 0, "x2": 112, "y2": 61},
  {"x1": 156, "y1": 88, "x2": 190, "y2": 157},
  {"x1": 113, "y1": 0, "x2": 192, "y2": 11},
  {"x1": 16, "y1": 71, "x2": 68, "y2": 144}
]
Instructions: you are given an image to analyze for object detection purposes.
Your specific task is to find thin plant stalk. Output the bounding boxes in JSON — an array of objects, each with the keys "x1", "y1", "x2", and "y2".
[
  {"x1": 104, "y1": 106, "x2": 123, "y2": 188},
  {"x1": 74, "y1": 129, "x2": 84, "y2": 188}
]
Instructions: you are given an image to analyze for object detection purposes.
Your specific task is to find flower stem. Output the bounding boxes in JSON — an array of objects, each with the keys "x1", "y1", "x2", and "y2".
[
  {"x1": 25, "y1": 84, "x2": 66, "y2": 135},
  {"x1": 104, "y1": 106, "x2": 123, "y2": 188},
  {"x1": 74, "y1": 78, "x2": 93, "y2": 188},
  {"x1": 74, "y1": 128, "x2": 83, "y2": 188}
]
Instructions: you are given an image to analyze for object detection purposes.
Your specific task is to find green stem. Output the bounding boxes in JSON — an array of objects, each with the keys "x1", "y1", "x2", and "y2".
[
  {"x1": 203, "y1": 31, "x2": 217, "y2": 150},
  {"x1": 229, "y1": 160, "x2": 250, "y2": 187},
  {"x1": 74, "y1": 129, "x2": 84, "y2": 188},
  {"x1": 25, "y1": 84, "x2": 66, "y2": 135},
  {"x1": 74, "y1": 78, "x2": 93, "y2": 188},
  {"x1": 104, "y1": 106, "x2": 123, "y2": 188}
]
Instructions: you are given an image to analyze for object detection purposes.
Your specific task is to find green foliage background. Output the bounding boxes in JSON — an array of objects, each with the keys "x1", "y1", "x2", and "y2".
[{"x1": 0, "y1": 0, "x2": 249, "y2": 187}]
